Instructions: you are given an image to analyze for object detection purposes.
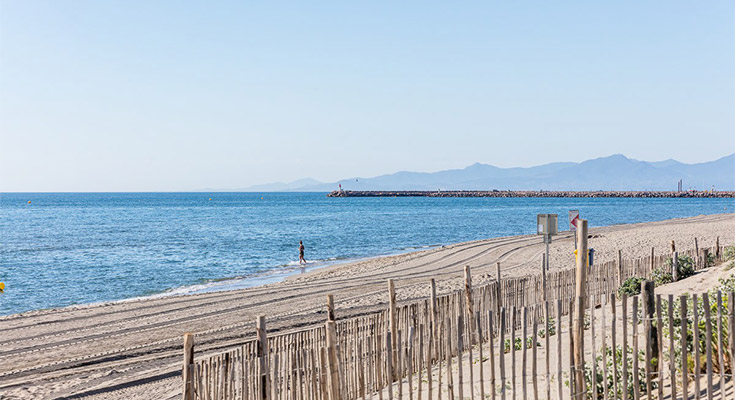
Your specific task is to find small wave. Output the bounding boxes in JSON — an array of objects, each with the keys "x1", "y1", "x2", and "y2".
[
  {"x1": 131, "y1": 247, "x2": 444, "y2": 302},
  {"x1": 277, "y1": 257, "x2": 339, "y2": 268},
  {"x1": 281, "y1": 260, "x2": 302, "y2": 267},
  {"x1": 401, "y1": 244, "x2": 440, "y2": 251},
  {"x1": 146, "y1": 257, "x2": 346, "y2": 298}
]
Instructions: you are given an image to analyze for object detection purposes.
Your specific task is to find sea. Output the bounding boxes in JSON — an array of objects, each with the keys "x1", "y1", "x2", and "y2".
[{"x1": 0, "y1": 192, "x2": 732, "y2": 316}]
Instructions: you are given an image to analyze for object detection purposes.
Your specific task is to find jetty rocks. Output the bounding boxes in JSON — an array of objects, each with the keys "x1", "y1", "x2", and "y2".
[{"x1": 327, "y1": 190, "x2": 735, "y2": 198}]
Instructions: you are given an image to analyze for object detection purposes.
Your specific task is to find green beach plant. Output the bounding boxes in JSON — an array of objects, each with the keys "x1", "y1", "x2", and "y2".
[
  {"x1": 574, "y1": 345, "x2": 652, "y2": 400},
  {"x1": 658, "y1": 274, "x2": 735, "y2": 376},
  {"x1": 618, "y1": 277, "x2": 645, "y2": 296},
  {"x1": 724, "y1": 245, "x2": 735, "y2": 261},
  {"x1": 503, "y1": 337, "x2": 538, "y2": 353},
  {"x1": 663, "y1": 254, "x2": 696, "y2": 281},
  {"x1": 651, "y1": 267, "x2": 673, "y2": 286},
  {"x1": 538, "y1": 316, "x2": 556, "y2": 338},
  {"x1": 706, "y1": 251, "x2": 716, "y2": 268}
]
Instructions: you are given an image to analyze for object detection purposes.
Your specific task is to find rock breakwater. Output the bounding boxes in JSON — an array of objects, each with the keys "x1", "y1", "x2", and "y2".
[{"x1": 327, "y1": 190, "x2": 735, "y2": 198}]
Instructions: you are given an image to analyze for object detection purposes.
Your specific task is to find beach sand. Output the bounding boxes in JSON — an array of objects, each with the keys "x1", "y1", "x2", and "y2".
[{"x1": 0, "y1": 214, "x2": 733, "y2": 399}]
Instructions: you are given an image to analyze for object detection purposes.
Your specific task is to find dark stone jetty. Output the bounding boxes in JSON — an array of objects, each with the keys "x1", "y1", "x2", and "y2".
[{"x1": 327, "y1": 190, "x2": 735, "y2": 198}]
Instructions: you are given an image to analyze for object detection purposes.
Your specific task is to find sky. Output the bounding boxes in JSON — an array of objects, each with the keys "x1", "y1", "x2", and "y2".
[{"x1": 1, "y1": 1, "x2": 733, "y2": 192}]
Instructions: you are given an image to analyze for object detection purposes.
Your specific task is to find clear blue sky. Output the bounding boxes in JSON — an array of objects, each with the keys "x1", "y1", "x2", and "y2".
[{"x1": 1, "y1": 1, "x2": 733, "y2": 191}]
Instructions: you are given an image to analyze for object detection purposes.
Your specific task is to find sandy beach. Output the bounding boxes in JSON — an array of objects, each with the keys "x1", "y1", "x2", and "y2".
[{"x1": 1, "y1": 213, "x2": 733, "y2": 400}]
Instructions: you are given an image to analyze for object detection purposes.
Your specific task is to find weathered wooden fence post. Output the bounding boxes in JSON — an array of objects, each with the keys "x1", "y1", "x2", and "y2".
[
  {"x1": 573, "y1": 219, "x2": 588, "y2": 400},
  {"x1": 183, "y1": 333, "x2": 195, "y2": 400},
  {"x1": 496, "y1": 262, "x2": 502, "y2": 313},
  {"x1": 650, "y1": 246, "x2": 655, "y2": 272},
  {"x1": 729, "y1": 291, "x2": 735, "y2": 375},
  {"x1": 716, "y1": 292, "x2": 725, "y2": 400},
  {"x1": 325, "y1": 320, "x2": 341, "y2": 400},
  {"x1": 456, "y1": 315, "x2": 464, "y2": 400},
  {"x1": 617, "y1": 249, "x2": 623, "y2": 286},
  {"x1": 672, "y1": 251, "x2": 679, "y2": 282},
  {"x1": 541, "y1": 253, "x2": 550, "y2": 400},
  {"x1": 680, "y1": 296, "x2": 689, "y2": 400},
  {"x1": 703, "y1": 293, "x2": 714, "y2": 400},
  {"x1": 544, "y1": 299, "x2": 551, "y2": 400},
  {"x1": 464, "y1": 265, "x2": 475, "y2": 400},
  {"x1": 715, "y1": 236, "x2": 720, "y2": 260},
  {"x1": 642, "y1": 280, "x2": 657, "y2": 400},
  {"x1": 464, "y1": 265, "x2": 474, "y2": 317},
  {"x1": 326, "y1": 294, "x2": 335, "y2": 321},
  {"x1": 407, "y1": 326, "x2": 415, "y2": 400},
  {"x1": 388, "y1": 279, "x2": 398, "y2": 380},
  {"x1": 256, "y1": 316, "x2": 270, "y2": 400},
  {"x1": 703, "y1": 248, "x2": 710, "y2": 268},
  {"x1": 499, "y1": 307, "x2": 507, "y2": 400},
  {"x1": 476, "y1": 311, "x2": 486, "y2": 400},
  {"x1": 464, "y1": 265, "x2": 474, "y2": 342},
  {"x1": 430, "y1": 279, "x2": 438, "y2": 362},
  {"x1": 386, "y1": 330, "x2": 394, "y2": 400},
  {"x1": 444, "y1": 316, "x2": 454, "y2": 400}
]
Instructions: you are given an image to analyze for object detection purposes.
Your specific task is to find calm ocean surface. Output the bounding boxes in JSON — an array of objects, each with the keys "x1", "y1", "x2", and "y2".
[{"x1": 0, "y1": 192, "x2": 732, "y2": 315}]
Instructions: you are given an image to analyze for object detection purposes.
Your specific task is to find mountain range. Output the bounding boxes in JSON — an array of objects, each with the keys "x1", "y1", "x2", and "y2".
[{"x1": 237, "y1": 154, "x2": 735, "y2": 192}]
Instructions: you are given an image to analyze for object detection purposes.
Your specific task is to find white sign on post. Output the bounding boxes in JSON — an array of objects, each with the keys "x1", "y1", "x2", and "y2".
[{"x1": 569, "y1": 210, "x2": 580, "y2": 231}]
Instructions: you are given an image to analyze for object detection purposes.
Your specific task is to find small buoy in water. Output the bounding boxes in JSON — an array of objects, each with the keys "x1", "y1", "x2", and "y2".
[
  {"x1": 27, "y1": 201, "x2": 31, "y2": 204},
  {"x1": 208, "y1": 198, "x2": 212, "y2": 201},
  {"x1": 0, "y1": 282, "x2": 5, "y2": 292},
  {"x1": 261, "y1": 197, "x2": 264, "y2": 200}
]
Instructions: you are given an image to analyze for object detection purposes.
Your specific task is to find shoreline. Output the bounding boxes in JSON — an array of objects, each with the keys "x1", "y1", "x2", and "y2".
[
  {"x1": 0, "y1": 244, "x2": 441, "y2": 320},
  {"x1": 2, "y1": 212, "x2": 732, "y2": 320},
  {"x1": 134, "y1": 245, "x2": 442, "y2": 302}
]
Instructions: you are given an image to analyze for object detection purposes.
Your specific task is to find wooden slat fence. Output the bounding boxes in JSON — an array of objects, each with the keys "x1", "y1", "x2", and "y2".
[{"x1": 182, "y1": 242, "x2": 729, "y2": 400}]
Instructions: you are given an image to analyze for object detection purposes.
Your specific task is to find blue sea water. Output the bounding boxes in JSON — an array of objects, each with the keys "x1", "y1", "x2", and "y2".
[{"x1": 0, "y1": 192, "x2": 732, "y2": 316}]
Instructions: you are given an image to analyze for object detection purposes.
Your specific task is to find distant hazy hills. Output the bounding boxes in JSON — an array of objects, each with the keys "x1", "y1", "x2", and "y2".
[{"x1": 237, "y1": 154, "x2": 735, "y2": 192}]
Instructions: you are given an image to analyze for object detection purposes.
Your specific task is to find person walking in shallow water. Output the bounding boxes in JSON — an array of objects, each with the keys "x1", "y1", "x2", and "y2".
[{"x1": 299, "y1": 241, "x2": 306, "y2": 265}]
